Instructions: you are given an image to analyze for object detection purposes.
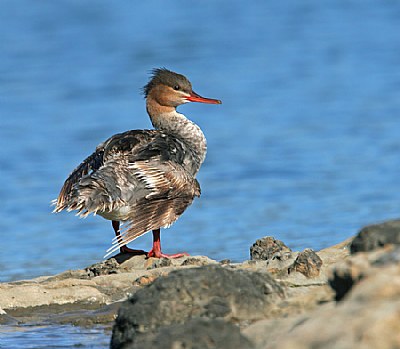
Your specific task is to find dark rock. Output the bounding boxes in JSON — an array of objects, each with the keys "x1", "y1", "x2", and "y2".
[
  {"x1": 86, "y1": 258, "x2": 120, "y2": 277},
  {"x1": 127, "y1": 318, "x2": 255, "y2": 349},
  {"x1": 350, "y1": 220, "x2": 400, "y2": 254},
  {"x1": 250, "y1": 236, "x2": 292, "y2": 261},
  {"x1": 111, "y1": 265, "x2": 285, "y2": 348},
  {"x1": 288, "y1": 249, "x2": 323, "y2": 278}
]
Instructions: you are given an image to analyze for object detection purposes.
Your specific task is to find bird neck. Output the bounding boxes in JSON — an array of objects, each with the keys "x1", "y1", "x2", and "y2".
[{"x1": 146, "y1": 97, "x2": 207, "y2": 175}]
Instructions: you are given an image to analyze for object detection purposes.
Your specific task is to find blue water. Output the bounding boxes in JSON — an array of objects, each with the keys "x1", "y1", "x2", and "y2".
[
  {"x1": 0, "y1": 324, "x2": 110, "y2": 348},
  {"x1": 1, "y1": 1, "x2": 400, "y2": 346}
]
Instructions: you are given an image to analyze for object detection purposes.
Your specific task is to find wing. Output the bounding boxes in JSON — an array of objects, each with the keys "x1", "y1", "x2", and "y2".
[
  {"x1": 53, "y1": 129, "x2": 191, "y2": 217},
  {"x1": 105, "y1": 159, "x2": 201, "y2": 257},
  {"x1": 53, "y1": 148, "x2": 105, "y2": 212},
  {"x1": 53, "y1": 130, "x2": 157, "y2": 215}
]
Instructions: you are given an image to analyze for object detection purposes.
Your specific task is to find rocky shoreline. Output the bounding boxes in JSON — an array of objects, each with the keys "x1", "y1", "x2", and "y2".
[{"x1": 2, "y1": 220, "x2": 400, "y2": 348}]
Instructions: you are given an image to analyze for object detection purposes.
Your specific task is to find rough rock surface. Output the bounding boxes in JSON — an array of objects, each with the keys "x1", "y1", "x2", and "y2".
[
  {"x1": 248, "y1": 247, "x2": 400, "y2": 349},
  {"x1": 350, "y1": 219, "x2": 400, "y2": 253},
  {"x1": 250, "y1": 236, "x2": 292, "y2": 261},
  {"x1": 4, "y1": 220, "x2": 400, "y2": 349},
  {"x1": 86, "y1": 258, "x2": 120, "y2": 277},
  {"x1": 0, "y1": 255, "x2": 217, "y2": 324},
  {"x1": 125, "y1": 318, "x2": 255, "y2": 349},
  {"x1": 111, "y1": 265, "x2": 285, "y2": 348},
  {"x1": 330, "y1": 244, "x2": 400, "y2": 301}
]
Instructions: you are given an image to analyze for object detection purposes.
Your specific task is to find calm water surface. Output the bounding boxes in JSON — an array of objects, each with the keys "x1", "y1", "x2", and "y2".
[
  {"x1": 0, "y1": 324, "x2": 110, "y2": 348},
  {"x1": 1, "y1": 0, "x2": 400, "y2": 347}
]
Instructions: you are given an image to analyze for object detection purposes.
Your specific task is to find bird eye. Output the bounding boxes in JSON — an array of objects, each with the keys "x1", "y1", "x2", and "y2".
[{"x1": 173, "y1": 85, "x2": 180, "y2": 91}]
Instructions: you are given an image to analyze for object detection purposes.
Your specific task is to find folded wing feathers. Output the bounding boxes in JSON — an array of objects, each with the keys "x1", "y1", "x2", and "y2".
[{"x1": 104, "y1": 161, "x2": 200, "y2": 256}]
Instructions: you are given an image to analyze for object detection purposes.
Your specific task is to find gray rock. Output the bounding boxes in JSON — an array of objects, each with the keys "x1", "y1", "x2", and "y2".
[
  {"x1": 351, "y1": 220, "x2": 400, "y2": 253},
  {"x1": 111, "y1": 265, "x2": 285, "y2": 349},
  {"x1": 288, "y1": 248, "x2": 323, "y2": 278},
  {"x1": 126, "y1": 318, "x2": 255, "y2": 349},
  {"x1": 250, "y1": 236, "x2": 292, "y2": 261}
]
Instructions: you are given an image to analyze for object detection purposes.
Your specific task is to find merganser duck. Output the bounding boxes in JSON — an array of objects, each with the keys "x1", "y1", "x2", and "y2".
[{"x1": 53, "y1": 68, "x2": 221, "y2": 258}]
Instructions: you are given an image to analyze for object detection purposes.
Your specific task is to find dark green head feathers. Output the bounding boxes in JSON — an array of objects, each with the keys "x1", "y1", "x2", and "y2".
[{"x1": 143, "y1": 68, "x2": 193, "y2": 97}]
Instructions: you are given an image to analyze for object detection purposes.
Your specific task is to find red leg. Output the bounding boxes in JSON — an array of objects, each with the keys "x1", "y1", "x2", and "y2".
[
  {"x1": 112, "y1": 220, "x2": 146, "y2": 255},
  {"x1": 147, "y1": 228, "x2": 189, "y2": 259}
]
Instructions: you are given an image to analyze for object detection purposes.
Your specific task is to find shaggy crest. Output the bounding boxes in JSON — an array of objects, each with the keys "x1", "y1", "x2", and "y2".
[{"x1": 143, "y1": 68, "x2": 192, "y2": 97}]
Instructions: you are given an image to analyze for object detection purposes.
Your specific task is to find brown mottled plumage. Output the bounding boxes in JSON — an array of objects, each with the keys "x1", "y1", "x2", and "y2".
[{"x1": 53, "y1": 68, "x2": 221, "y2": 258}]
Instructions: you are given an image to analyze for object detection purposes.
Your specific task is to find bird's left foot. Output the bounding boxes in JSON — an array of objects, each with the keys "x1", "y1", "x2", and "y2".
[
  {"x1": 147, "y1": 249, "x2": 189, "y2": 259},
  {"x1": 119, "y1": 246, "x2": 147, "y2": 255},
  {"x1": 146, "y1": 229, "x2": 189, "y2": 258}
]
